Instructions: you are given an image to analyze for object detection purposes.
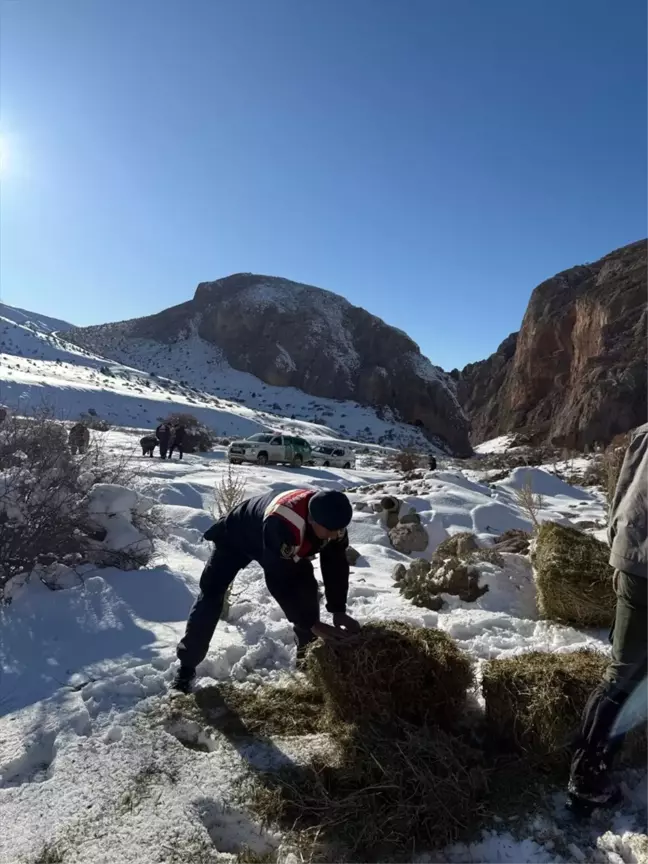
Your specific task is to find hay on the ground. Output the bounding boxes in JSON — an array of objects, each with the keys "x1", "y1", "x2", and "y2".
[
  {"x1": 482, "y1": 650, "x2": 646, "y2": 771},
  {"x1": 167, "y1": 681, "x2": 325, "y2": 739},
  {"x1": 306, "y1": 621, "x2": 474, "y2": 729},
  {"x1": 252, "y1": 720, "x2": 486, "y2": 862},
  {"x1": 533, "y1": 522, "x2": 615, "y2": 627}
]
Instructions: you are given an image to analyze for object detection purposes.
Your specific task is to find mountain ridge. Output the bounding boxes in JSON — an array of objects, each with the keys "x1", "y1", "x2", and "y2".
[
  {"x1": 67, "y1": 273, "x2": 473, "y2": 456},
  {"x1": 453, "y1": 239, "x2": 647, "y2": 448}
]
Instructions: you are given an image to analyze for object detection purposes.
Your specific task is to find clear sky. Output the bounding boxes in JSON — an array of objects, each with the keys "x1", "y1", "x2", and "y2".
[{"x1": 0, "y1": 0, "x2": 645, "y2": 369}]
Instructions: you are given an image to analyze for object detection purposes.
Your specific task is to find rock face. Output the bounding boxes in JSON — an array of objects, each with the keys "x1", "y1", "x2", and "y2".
[
  {"x1": 453, "y1": 240, "x2": 647, "y2": 449},
  {"x1": 68, "y1": 274, "x2": 471, "y2": 455}
]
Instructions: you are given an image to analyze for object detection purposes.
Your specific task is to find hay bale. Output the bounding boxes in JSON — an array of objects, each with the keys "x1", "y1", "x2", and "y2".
[
  {"x1": 533, "y1": 522, "x2": 615, "y2": 627},
  {"x1": 483, "y1": 650, "x2": 646, "y2": 772},
  {"x1": 483, "y1": 650, "x2": 604, "y2": 769},
  {"x1": 256, "y1": 721, "x2": 486, "y2": 860},
  {"x1": 306, "y1": 621, "x2": 473, "y2": 729}
]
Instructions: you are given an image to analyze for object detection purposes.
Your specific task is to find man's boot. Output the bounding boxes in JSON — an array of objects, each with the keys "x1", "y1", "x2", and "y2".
[{"x1": 172, "y1": 665, "x2": 196, "y2": 694}]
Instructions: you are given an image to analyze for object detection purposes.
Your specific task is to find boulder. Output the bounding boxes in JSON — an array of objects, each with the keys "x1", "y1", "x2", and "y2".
[
  {"x1": 345, "y1": 546, "x2": 361, "y2": 566},
  {"x1": 388, "y1": 522, "x2": 428, "y2": 554}
]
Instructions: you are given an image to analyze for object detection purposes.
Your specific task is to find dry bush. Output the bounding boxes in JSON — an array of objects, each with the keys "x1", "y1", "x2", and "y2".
[
  {"x1": 391, "y1": 447, "x2": 419, "y2": 474},
  {"x1": 0, "y1": 409, "x2": 159, "y2": 600},
  {"x1": 533, "y1": 522, "x2": 615, "y2": 628},
  {"x1": 305, "y1": 621, "x2": 473, "y2": 730},
  {"x1": 514, "y1": 476, "x2": 545, "y2": 531},
  {"x1": 213, "y1": 463, "x2": 247, "y2": 518},
  {"x1": 78, "y1": 412, "x2": 111, "y2": 431}
]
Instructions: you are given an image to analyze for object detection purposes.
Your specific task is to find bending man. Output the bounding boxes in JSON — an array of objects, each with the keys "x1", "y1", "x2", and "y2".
[{"x1": 173, "y1": 488, "x2": 360, "y2": 692}]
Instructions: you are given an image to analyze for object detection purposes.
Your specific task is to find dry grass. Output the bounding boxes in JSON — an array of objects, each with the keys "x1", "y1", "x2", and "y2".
[
  {"x1": 533, "y1": 522, "x2": 615, "y2": 627},
  {"x1": 165, "y1": 680, "x2": 326, "y2": 740},
  {"x1": 305, "y1": 621, "x2": 474, "y2": 729},
  {"x1": 482, "y1": 650, "x2": 606, "y2": 771},
  {"x1": 391, "y1": 447, "x2": 419, "y2": 474},
  {"x1": 252, "y1": 720, "x2": 486, "y2": 862},
  {"x1": 483, "y1": 649, "x2": 647, "y2": 778},
  {"x1": 514, "y1": 476, "x2": 544, "y2": 531},
  {"x1": 213, "y1": 463, "x2": 247, "y2": 518}
]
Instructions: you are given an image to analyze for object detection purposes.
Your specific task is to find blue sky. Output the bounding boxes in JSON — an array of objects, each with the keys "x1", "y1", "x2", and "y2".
[{"x1": 0, "y1": 0, "x2": 645, "y2": 369}]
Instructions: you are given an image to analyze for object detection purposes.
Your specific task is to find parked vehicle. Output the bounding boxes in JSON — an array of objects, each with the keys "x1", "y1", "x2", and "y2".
[
  {"x1": 310, "y1": 444, "x2": 355, "y2": 470},
  {"x1": 228, "y1": 432, "x2": 312, "y2": 467}
]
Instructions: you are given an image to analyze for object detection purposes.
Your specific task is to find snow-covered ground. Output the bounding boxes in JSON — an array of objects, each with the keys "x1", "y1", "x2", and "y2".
[
  {"x1": 1, "y1": 424, "x2": 645, "y2": 864},
  {"x1": 0, "y1": 311, "x2": 439, "y2": 452}
]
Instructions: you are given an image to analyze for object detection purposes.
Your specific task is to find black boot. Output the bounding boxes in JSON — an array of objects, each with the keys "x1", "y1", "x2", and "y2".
[{"x1": 171, "y1": 665, "x2": 196, "y2": 694}]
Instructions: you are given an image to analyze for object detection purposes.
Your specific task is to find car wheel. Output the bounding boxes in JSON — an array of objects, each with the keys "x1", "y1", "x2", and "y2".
[
  {"x1": 256, "y1": 452, "x2": 268, "y2": 465},
  {"x1": 343, "y1": 462, "x2": 351, "y2": 469},
  {"x1": 323, "y1": 460, "x2": 330, "y2": 467},
  {"x1": 230, "y1": 458, "x2": 242, "y2": 465},
  {"x1": 293, "y1": 454, "x2": 303, "y2": 467}
]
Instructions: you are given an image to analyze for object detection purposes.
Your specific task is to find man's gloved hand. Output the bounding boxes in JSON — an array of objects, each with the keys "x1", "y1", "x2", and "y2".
[
  {"x1": 332, "y1": 612, "x2": 362, "y2": 634},
  {"x1": 310, "y1": 616, "x2": 361, "y2": 643}
]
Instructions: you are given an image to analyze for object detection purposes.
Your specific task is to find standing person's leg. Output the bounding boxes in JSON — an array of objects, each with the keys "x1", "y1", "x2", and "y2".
[
  {"x1": 178, "y1": 444, "x2": 183, "y2": 460},
  {"x1": 159, "y1": 440, "x2": 168, "y2": 459},
  {"x1": 569, "y1": 571, "x2": 647, "y2": 810},
  {"x1": 265, "y1": 562, "x2": 320, "y2": 665},
  {"x1": 176, "y1": 544, "x2": 251, "y2": 679}
]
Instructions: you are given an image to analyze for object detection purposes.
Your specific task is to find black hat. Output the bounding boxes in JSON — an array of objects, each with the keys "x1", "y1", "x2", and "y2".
[{"x1": 308, "y1": 490, "x2": 353, "y2": 530}]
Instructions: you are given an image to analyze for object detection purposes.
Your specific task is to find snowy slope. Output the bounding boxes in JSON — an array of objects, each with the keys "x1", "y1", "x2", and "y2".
[
  {"x1": 0, "y1": 431, "x2": 645, "y2": 863},
  {"x1": 0, "y1": 313, "x2": 438, "y2": 451},
  {"x1": 0, "y1": 302, "x2": 73, "y2": 334}
]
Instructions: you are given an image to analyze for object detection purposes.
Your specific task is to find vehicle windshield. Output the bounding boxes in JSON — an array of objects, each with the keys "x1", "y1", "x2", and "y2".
[
  {"x1": 246, "y1": 434, "x2": 273, "y2": 443},
  {"x1": 315, "y1": 446, "x2": 334, "y2": 455}
]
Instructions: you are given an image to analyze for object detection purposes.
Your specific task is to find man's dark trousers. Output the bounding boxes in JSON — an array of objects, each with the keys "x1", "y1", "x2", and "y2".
[
  {"x1": 177, "y1": 542, "x2": 319, "y2": 669},
  {"x1": 570, "y1": 571, "x2": 647, "y2": 798}
]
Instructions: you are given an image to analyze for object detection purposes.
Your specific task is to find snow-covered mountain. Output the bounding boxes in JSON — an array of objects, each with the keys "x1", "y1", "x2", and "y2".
[
  {"x1": 0, "y1": 306, "x2": 442, "y2": 452},
  {"x1": 66, "y1": 273, "x2": 472, "y2": 455},
  {"x1": 0, "y1": 302, "x2": 73, "y2": 334}
]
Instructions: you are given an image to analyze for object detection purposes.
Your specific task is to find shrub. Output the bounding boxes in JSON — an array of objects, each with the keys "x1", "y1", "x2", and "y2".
[
  {"x1": 533, "y1": 522, "x2": 615, "y2": 627},
  {"x1": 213, "y1": 464, "x2": 247, "y2": 518},
  {"x1": 392, "y1": 447, "x2": 419, "y2": 474},
  {"x1": 78, "y1": 413, "x2": 111, "y2": 431},
  {"x1": 0, "y1": 410, "x2": 160, "y2": 601},
  {"x1": 514, "y1": 476, "x2": 544, "y2": 531}
]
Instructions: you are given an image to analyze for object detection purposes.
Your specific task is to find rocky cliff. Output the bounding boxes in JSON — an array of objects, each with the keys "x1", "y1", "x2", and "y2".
[
  {"x1": 68, "y1": 274, "x2": 472, "y2": 455},
  {"x1": 453, "y1": 240, "x2": 647, "y2": 449}
]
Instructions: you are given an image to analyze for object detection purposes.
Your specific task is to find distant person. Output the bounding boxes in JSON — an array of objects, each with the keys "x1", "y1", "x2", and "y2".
[
  {"x1": 140, "y1": 434, "x2": 157, "y2": 457},
  {"x1": 428, "y1": 454, "x2": 437, "y2": 471},
  {"x1": 568, "y1": 424, "x2": 647, "y2": 816},
  {"x1": 69, "y1": 422, "x2": 90, "y2": 455},
  {"x1": 172, "y1": 488, "x2": 361, "y2": 693},
  {"x1": 156, "y1": 422, "x2": 171, "y2": 460},
  {"x1": 169, "y1": 423, "x2": 186, "y2": 460}
]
